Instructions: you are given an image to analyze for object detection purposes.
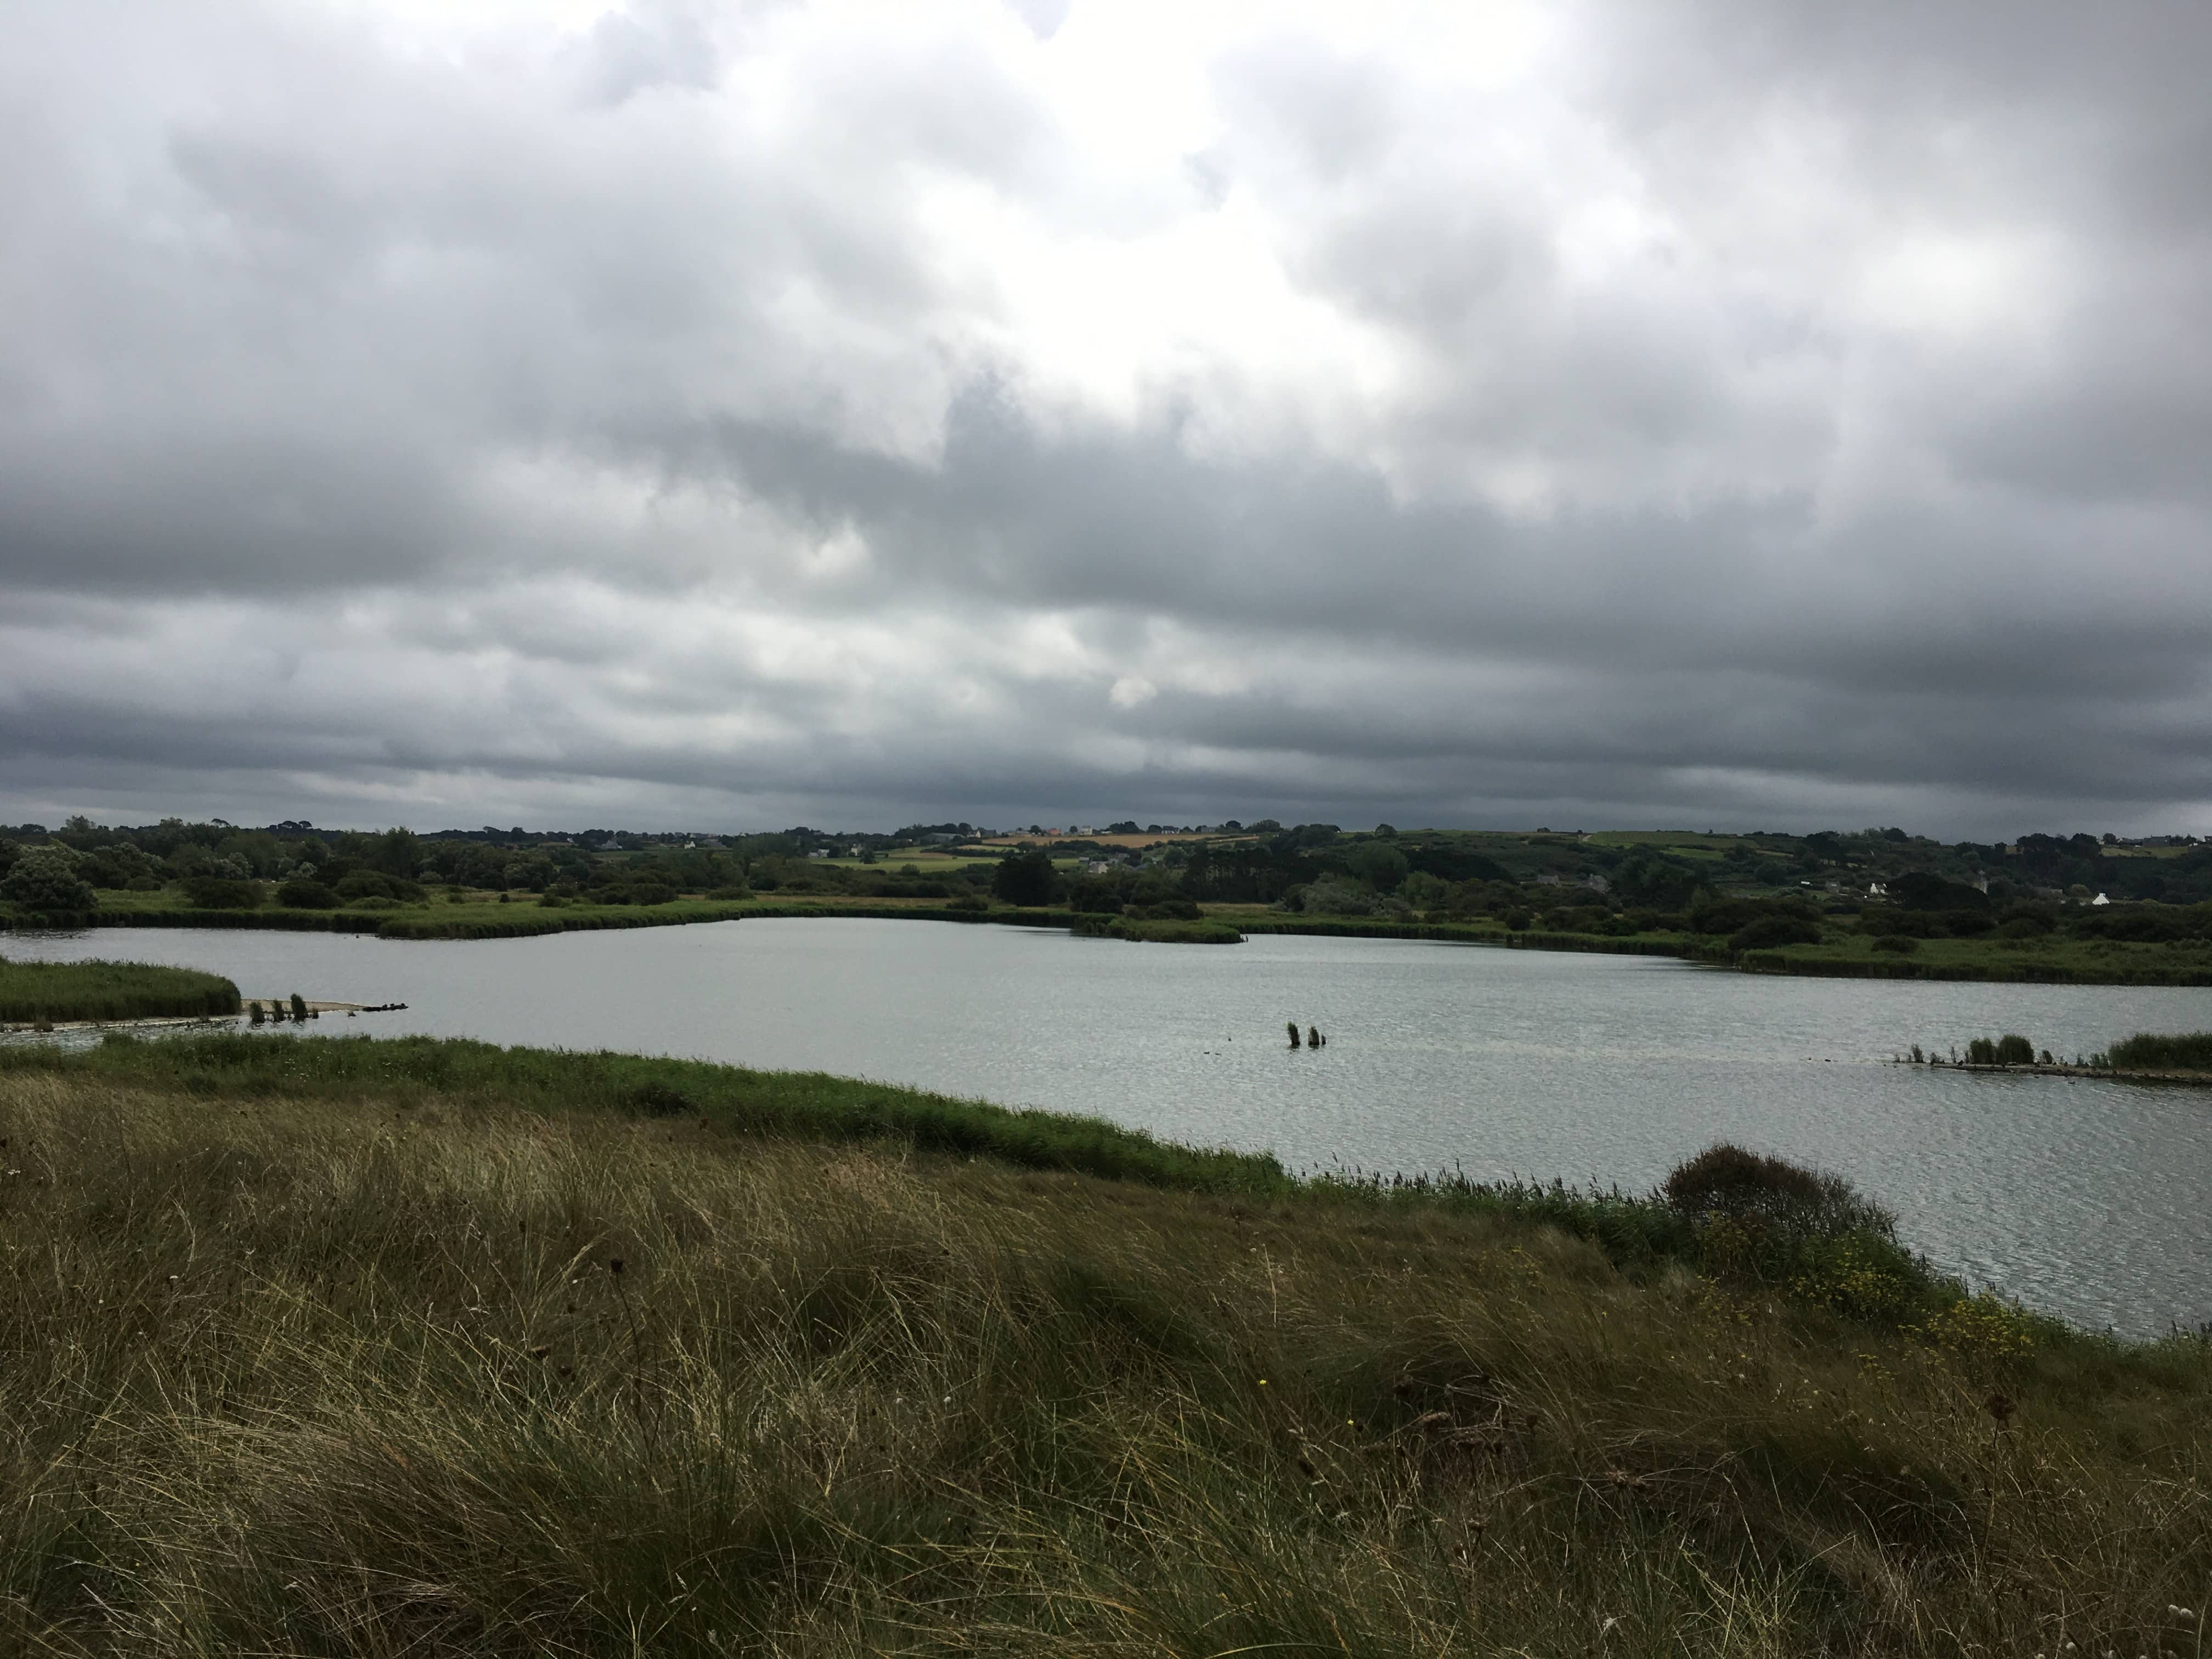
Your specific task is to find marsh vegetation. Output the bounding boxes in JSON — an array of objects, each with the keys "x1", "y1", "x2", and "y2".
[{"x1": 0, "y1": 1035, "x2": 2203, "y2": 1656}]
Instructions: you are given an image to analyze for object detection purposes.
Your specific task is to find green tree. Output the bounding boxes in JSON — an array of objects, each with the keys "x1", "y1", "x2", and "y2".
[
  {"x1": 370, "y1": 828, "x2": 423, "y2": 878},
  {"x1": 1, "y1": 848, "x2": 97, "y2": 917},
  {"x1": 1342, "y1": 841, "x2": 1409, "y2": 891},
  {"x1": 992, "y1": 846, "x2": 1061, "y2": 907}
]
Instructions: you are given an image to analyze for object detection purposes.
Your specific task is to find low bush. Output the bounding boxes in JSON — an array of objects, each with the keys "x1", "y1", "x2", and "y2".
[
  {"x1": 179, "y1": 875, "x2": 262, "y2": 910},
  {"x1": 1871, "y1": 934, "x2": 1919, "y2": 954},
  {"x1": 275, "y1": 877, "x2": 341, "y2": 910},
  {"x1": 1124, "y1": 899, "x2": 1203, "y2": 921},
  {"x1": 334, "y1": 871, "x2": 424, "y2": 904},
  {"x1": 1662, "y1": 1143, "x2": 1898, "y2": 1252},
  {"x1": 1728, "y1": 913, "x2": 1821, "y2": 951}
]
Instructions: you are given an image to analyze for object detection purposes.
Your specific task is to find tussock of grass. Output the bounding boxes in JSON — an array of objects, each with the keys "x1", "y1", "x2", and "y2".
[
  {"x1": 2108, "y1": 1031, "x2": 2212, "y2": 1071},
  {"x1": 0, "y1": 1039, "x2": 2205, "y2": 1655},
  {"x1": 0, "y1": 957, "x2": 239, "y2": 1024}
]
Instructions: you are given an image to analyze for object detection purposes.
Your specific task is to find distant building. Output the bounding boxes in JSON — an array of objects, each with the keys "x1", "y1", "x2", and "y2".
[
  {"x1": 1867, "y1": 882, "x2": 1887, "y2": 898},
  {"x1": 1534, "y1": 871, "x2": 1561, "y2": 887},
  {"x1": 1584, "y1": 873, "x2": 1610, "y2": 894},
  {"x1": 2091, "y1": 891, "x2": 2111, "y2": 906}
]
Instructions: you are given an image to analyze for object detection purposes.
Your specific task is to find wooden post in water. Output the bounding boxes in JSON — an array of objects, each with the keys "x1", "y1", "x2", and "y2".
[
  {"x1": 1308, "y1": 1026, "x2": 1324, "y2": 1048},
  {"x1": 1286, "y1": 1021, "x2": 1301, "y2": 1048}
]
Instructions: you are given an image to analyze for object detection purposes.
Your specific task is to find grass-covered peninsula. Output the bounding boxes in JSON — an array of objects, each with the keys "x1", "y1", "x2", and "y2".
[
  {"x1": 0, "y1": 956, "x2": 239, "y2": 1025},
  {"x1": 0, "y1": 1034, "x2": 2205, "y2": 1656}
]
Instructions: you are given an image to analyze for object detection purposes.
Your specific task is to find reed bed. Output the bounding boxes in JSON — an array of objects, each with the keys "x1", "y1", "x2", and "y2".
[
  {"x1": 2108, "y1": 1031, "x2": 2212, "y2": 1071},
  {"x1": 0, "y1": 957, "x2": 239, "y2": 1024},
  {"x1": 0, "y1": 1044, "x2": 2205, "y2": 1656}
]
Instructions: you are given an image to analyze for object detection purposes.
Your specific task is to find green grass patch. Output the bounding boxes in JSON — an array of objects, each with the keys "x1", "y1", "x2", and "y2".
[{"x1": 0, "y1": 957, "x2": 239, "y2": 1024}]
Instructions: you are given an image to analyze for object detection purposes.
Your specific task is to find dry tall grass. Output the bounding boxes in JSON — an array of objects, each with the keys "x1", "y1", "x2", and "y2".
[{"x1": 1, "y1": 1070, "x2": 2205, "y2": 1656}]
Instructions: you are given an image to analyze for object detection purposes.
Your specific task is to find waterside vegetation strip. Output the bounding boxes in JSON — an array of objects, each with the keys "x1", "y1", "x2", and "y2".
[
  {"x1": 1891, "y1": 1031, "x2": 2212, "y2": 1085},
  {"x1": 0, "y1": 1033, "x2": 2204, "y2": 1656},
  {"x1": 0, "y1": 956, "x2": 239, "y2": 1025}
]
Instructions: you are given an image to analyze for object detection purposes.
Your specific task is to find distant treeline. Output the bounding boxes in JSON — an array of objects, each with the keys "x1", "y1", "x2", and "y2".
[{"x1": 9, "y1": 816, "x2": 2212, "y2": 935}]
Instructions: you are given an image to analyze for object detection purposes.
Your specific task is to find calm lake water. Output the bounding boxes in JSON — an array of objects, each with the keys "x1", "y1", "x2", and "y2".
[{"x1": 8, "y1": 919, "x2": 2211, "y2": 1336}]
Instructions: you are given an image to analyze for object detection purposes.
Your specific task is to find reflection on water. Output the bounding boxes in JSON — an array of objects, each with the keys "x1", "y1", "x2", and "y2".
[{"x1": 8, "y1": 919, "x2": 2211, "y2": 1335}]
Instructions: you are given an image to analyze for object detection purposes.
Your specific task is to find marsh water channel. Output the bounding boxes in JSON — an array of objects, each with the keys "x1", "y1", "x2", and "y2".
[{"x1": 9, "y1": 918, "x2": 2211, "y2": 1336}]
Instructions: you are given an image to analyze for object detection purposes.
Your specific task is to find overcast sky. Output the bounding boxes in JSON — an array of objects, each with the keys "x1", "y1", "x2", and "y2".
[{"x1": 3, "y1": 1, "x2": 2208, "y2": 836}]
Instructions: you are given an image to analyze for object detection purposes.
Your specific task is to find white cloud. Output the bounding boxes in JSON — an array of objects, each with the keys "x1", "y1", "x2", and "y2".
[{"x1": 2, "y1": 0, "x2": 2209, "y2": 833}]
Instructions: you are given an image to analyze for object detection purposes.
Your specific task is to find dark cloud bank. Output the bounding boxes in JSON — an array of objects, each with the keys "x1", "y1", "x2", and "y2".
[{"x1": 3, "y1": 0, "x2": 2208, "y2": 837}]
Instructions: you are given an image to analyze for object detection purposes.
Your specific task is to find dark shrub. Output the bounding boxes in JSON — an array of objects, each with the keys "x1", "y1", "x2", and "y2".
[
  {"x1": 1871, "y1": 934, "x2": 1919, "y2": 954},
  {"x1": 126, "y1": 874, "x2": 162, "y2": 893},
  {"x1": 1503, "y1": 909, "x2": 1531, "y2": 931},
  {"x1": 1663, "y1": 1143, "x2": 1895, "y2": 1242},
  {"x1": 1729, "y1": 913, "x2": 1821, "y2": 952},
  {"x1": 276, "y1": 878, "x2": 340, "y2": 910},
  {"x1": 1126, "y1": 899, "x2": 1202, "y2": 921},
  {"x1": 180, "y1": 876, "x2": 262, "y2": 910},
  {"x1": 1687, "y1": 895, "x2": 1767, "y2": 936},
  {"x1": 1994, "y1": 1034, "x2": 2035, "y2": 1065},
  {"x1": 1995, "y1": 917, "x2": 2046, "y2": 940},
  {"x1": 2079, "y1": 906, "x2": 2192, "y2": 944},
  {"x1": 627, "y1": 1080, "x2": 693, "y2": 1118},
  {"x1": 1995, "y1": 903, "x2": 2056, "y2": 935},
  {"x1": 706, "y1": 885, "x2": 752, "y2": 901},
  {"x1": 334, "y1": 871, "x2": 423, "y2": 904},
  {"x1": 629, "y1": 882, "x2": 677, "y2": 906},
  {"x1": 947, "y1": 893, "x2": 989, "y2": 912},
  {"x1": 1889, "y1": 871, "x2": 1990, "y2": 911},
  {"x1": 1060, "y1": 874, "x2": 1124, "y2": 914}
]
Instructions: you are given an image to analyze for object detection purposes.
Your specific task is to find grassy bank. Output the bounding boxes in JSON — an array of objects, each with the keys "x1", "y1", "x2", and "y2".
[
  {"x1": 0, "y1": 957, "x2": 239, "y2": 1024},
  {"x1": 0, "y1": 1035, "x2": 2207, "y2": 1655}
]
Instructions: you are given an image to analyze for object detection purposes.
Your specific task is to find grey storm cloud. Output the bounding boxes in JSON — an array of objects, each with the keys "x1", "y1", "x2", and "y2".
[{"x1": 2, "y1": 0, "x2": 2209, "y2": 835}]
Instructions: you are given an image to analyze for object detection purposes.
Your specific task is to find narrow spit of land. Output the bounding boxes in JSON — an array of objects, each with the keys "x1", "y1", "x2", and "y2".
[
  {"x1": 0, "y1": 1032, "x2": 2205, "y2": 1657},
  {"x1": 0, "y1": 956, "x2": 239, "y2": 1026}
]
